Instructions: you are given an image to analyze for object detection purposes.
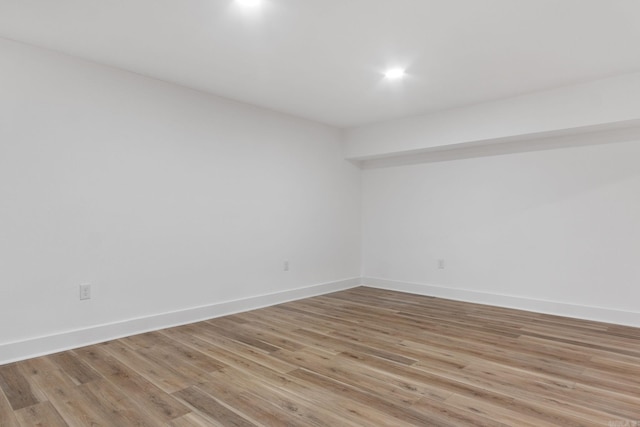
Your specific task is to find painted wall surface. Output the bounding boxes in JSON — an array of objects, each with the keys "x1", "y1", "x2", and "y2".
[
  {"x1": 0, "y1": 39, "x2": 361, "y2": 345},
  {"x1": 346, "y1": 72, "x2": 640, "y2": 160},
  {"x1": 3, "y1": 35, "x2": 640, "y2": 360},
  {"x1": 362, "y1": 140, "x2": 640, "y2": 317}
]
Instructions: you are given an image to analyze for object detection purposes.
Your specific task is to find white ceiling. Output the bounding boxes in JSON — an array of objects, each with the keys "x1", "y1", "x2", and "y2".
[{"x1": 1, "y1": 0, "x2": 639, "y2": 128}]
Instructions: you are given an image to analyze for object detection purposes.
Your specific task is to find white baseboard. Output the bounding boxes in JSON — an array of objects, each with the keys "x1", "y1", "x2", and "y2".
[
  {"x1": 6, "y1": 276, "x2": 636, "y2": 365},
  {"x1": 0, "y1": 278, "x2": 361, "y2": 365},
  {"x1": 363, "y1": 277, "x2": 640, "y2": 327}
]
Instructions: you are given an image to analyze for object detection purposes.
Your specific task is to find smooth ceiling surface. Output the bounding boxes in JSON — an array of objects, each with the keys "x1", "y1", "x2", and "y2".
[{"x1": 1, "y1": 0, "x2": 639, "y2": 127}]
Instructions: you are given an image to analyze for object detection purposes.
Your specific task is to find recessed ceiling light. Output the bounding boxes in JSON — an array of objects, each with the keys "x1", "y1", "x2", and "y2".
[
  {"x1": 384, "y1": 68, "x2": 406, "y2": 80},
  {"x1": 236, "y1": 0, "x2": 261, "y2": 7}
]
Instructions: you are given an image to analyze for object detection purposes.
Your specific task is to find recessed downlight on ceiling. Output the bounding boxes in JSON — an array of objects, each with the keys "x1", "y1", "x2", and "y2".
[
  {"x1": 384, "y1": 68, "x2": 406, "y2": 80},
  {"x1": 236, "y1": 0, "x2": 261, "y2": 7}
]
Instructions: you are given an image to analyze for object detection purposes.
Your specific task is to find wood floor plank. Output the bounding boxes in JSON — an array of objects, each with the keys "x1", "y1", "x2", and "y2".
[
  {"x1": 80, "y1": 378, "x2": 159, "y2": 427},
  {"x1": 444, "y1": 393, "x2": 557, "y2": 427},
  {"x1": 167, "y1": 412, "x2": 226, "y2": 427},
  {"x1": 571, "y1": 382, "x2": 640, "y2": 420},
  {"x1": 124, "y1": 331, "x2": 225, "y2": 372},
  {"x1": 288, "y1": 367, "x2": 456, "y2": 426},
  {"x1": 46, "y1": 352, "x2": 101, "y2": 386},
  {"x1": 204, "y1": 318, "x2": 281, "y2": 353},
  {"x1": 0, "y1": 364, "x2": 40, "y2": 411},
  {"x1": 160, "y1": 326, "x2": 296, "y2": 375},
  {"x1": 173, "y1": 386, "x2": 257, "y2": 427},
  {"x1": 410, "y1": 396, "x2": 510, "y2": 427},
  {"x1": 199, "y1": 368, "x2": 351, "y2": 427},
  {"x1": 2, "y1": 286, "x2": 639, "y2": 426},
  {"x1": 121, "y1": 336, "x2": 219, "y2": 386},
  {"x1": 14, "y1": 401, "x2": 68, "y2": 427},
  {"x1": 0, "y1": 387, "x2": 21, "y2": 427},
  {"x1": 26, "y1": 368, "x2": 115, "y2": 427},
  {"x1": 437, "y1": 362, "x2": 626, "y2": 425},
  {"x1": 269, "y1": 348, "x2": 430, "y2": 405},
  {"x1": 202, "y1": 367, "x2": 367, "y2": 427},
  {"x1": 17, "y1": 357, "x2": 60, "y2": 378},
  {"x1": 195, "y1": 372, "x2": 306, "y2": 427},
  {"x1": 100, "y1": 340, "x2": 192, "y2": 393},
  {"x1": 163, "y1": 328, "x2": 293, "y2": 387},
  {"x1": 73, "y1": 345, "x2": 190, "y2": 423}
]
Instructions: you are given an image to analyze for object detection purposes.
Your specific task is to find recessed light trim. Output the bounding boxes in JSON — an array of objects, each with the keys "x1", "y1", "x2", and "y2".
[{"x1": 384, "y1": 68, "x2": 406, "y2": 80}]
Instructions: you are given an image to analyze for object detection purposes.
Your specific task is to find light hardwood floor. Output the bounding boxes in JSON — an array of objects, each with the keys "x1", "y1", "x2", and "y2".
[{"x1": 1, "y1": 287, "x2": 639, "y2": 426}]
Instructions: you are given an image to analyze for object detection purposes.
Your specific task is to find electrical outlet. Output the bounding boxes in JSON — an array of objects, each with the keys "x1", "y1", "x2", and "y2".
[
  {"x1": 283, "y1": 260, "x2": 289, "y2": 271},
  {"x1": 79, "y1": 284, "x2": 91, "y2": 300},
  {"x1": 437, "y1": 259, "x2": 445, "y2": 269}
]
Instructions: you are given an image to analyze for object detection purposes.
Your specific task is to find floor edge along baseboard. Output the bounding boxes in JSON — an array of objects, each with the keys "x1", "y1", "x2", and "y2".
[
  {"x1": 363, "y1": 277, "x2": 640, "y2": 328},
  {"x1": 4, "y1": 276, "x2": 638, "y2": 365},
  {"x1": 0, "y1": 277, "x2": 361, "y2": 365}
]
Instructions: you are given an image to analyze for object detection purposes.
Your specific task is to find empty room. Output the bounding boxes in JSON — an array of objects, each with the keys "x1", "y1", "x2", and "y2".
[{"x1": 1, "y1": 0, "x2": 639, "y2": 425}]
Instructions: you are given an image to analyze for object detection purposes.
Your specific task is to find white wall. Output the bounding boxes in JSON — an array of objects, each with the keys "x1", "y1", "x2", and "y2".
[
  {"x1": 3, "y1": 36, "x2": 639, "y2": 364},
  {"x1": 0, "y1": 39, "x2": 361, "y2": 358},
  {"x1": 362, "y1": 140, "x2": 640, "y2": 325},
  {"x1": 346, "y1": 72, "x2": 640, "y2": 160}
]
